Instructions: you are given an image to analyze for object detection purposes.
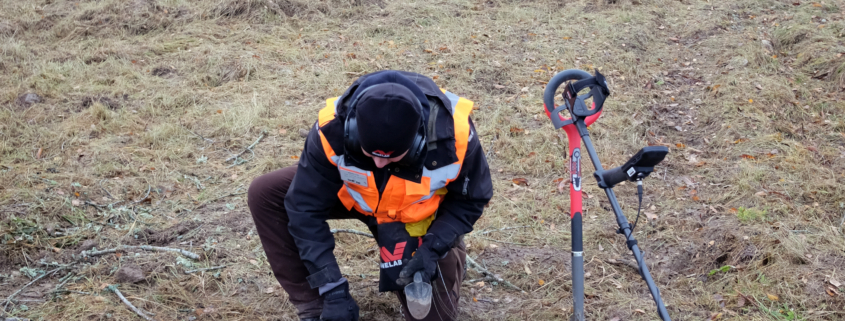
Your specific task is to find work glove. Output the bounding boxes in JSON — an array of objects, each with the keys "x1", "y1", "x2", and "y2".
[
  {"x1": 396, "y1": 246, "x2": 439, "y2": 287},
  {"x1": 320, "y1": 281, "x2": 359, "y2": 321}
]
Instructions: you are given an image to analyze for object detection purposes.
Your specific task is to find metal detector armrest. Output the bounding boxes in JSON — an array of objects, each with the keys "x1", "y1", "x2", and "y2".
[{"x1": 594, "y1": 146, "x2": 669, "y2": 189}]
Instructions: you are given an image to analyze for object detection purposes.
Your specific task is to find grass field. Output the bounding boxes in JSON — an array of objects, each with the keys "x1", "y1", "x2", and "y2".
[{"x1": 1, "y1": 0, "x2": 844, "y2": 320}]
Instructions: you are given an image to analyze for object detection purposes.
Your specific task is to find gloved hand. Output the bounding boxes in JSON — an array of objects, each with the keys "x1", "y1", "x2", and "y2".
[
  {"x1": 396, "y1": 246, "x2": 439, "y2": 286},
  {"x1": 320, "y1": 281, "x2": 359, "y2": 321}
]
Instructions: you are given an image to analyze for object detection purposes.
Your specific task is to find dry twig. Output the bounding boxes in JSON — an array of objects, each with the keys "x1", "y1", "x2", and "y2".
[
  {"x1": 475, "y1": 226, "x2": 529, "y2": 235},
  {"x1": 3, "y1": 267, "x2": 63, "y2": 311},
  {"x1": 465, "y1": 255, "x2": 525, "y2": 293},
  {"x1": 474, "y1": 236, "x2": 529, "y2": 246},
  {"x1": 99, "y1": 179, "x2": 115, "y2": 199},
  {"x1": 331, "y1": 229, "x2": 374, "y2": 238},
  {"x1": 108, "y1": 285, "x2": 153, "y2": 321},
  {"x1": 185, "y1": 265, "x2": 227, "y2": 274},
  {"x1": 181, "y1": 123, "x2": 215, "y2": 144},
  {"x1": 82, "y1": 245, "x2": 200, "y2": 260},
  {"x1": 225, "y1": 130, "x2": 267, "y2": 163},
  {"x1": 132, "y1": 185, "x2": 152, "y2": 205}
]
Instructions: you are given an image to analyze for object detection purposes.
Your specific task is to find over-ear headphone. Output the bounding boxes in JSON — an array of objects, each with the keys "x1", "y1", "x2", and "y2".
[{"x1": 343, "y1": 84, "x2": 427, "y2": 168}]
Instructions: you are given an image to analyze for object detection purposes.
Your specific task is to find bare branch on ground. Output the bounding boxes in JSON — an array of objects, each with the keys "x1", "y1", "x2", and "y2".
[
  {"x1": 181, "y1": 123, "x2": 215, "y2": 144},
  {"x1": 99, "y1": 179, "x2": 116, "y2": 199},
  {"x1": 108, "y1": 285, "x2": 153, "y2": 321},
  {"x1": 225, "y1": 130, "x2": 267, "y2": 163},
  {"x1": 475, "y1": 226, "x2": 529, "y2": 235},
  {"x1": 472, "y1": 236, "x2": 529, "y2": 246},
  {"x1": 81, "y1": 245, "x2": 200, "y2": 260},
  {"x1": 3, "y1": 267, "x2": 64, "y2": 311},
  {"x1": 185, "y1": 265, "x2": 227, "y2": 274},
  {"x1": 132, "y1": 185, "x2": 152, "y2": 205},
  {"x1": 465, "y1": 255, "x2": 525, "y2": 293}
]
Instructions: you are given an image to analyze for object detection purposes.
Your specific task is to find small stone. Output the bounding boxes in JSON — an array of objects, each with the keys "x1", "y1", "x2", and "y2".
[
  {"x1": 15, "y1": 93, "x2": 42, "y2": 108},
  {"x1": 115, "y1": 264, "x2": 146, "y2": 283},
  {"x1": 78, "y1": 239, "x2": 99, "y2": 252},
  {"x1": 299, "y1": 128, "x2": 309, "y2": 138},
  {"x1": 761, "y1": 40, "x2": 774, "y2": 53}
]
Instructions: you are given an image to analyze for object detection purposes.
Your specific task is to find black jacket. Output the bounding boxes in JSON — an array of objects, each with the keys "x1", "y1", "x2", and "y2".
[{"x1": 285, "y1": 71, "x2": 494, "y2": 289}]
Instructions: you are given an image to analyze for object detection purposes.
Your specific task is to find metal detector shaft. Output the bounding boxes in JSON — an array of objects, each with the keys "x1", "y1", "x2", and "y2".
[{"x1": 574, "y1": 121, "x2": 672, "y2": 320}]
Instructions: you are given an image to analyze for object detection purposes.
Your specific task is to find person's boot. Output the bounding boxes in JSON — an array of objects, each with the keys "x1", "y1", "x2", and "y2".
[{"x1": 295, "y1": 297, "x2": 323, "y2": 321}]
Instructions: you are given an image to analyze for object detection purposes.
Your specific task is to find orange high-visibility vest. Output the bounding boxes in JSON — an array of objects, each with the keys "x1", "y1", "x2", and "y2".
[{"x1": 316, "y1": 91, "x2": 474, "y2": 224}]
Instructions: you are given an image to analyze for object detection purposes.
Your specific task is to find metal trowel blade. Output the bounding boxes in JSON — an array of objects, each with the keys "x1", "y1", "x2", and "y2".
[{"x1": 404, "y1": 271, "x2": 432, "y2": 319}]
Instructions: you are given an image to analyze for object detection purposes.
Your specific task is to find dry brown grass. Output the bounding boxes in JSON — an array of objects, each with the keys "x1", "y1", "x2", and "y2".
[{"x1": 1, "y1": 0, "x2": 844, "y2": 320}]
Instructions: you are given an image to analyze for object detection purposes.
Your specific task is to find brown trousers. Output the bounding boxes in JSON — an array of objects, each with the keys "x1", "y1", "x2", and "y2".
[{"x1": 248, "y1": 166, "x2": 466, "y2": 320}]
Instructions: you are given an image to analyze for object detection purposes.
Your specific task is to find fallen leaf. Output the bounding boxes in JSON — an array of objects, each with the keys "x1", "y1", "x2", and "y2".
[
  {"x1": 710, "y1": 312, "x2": 723, "y2": 320},
  {"x1": 748, "y1": 99, "x2": 753, "y2": 103},
  {"x1": 538, "y1": 279, "x2": 545, "y2": 285},
  {"x1": 645, "y1": 212, "x2": 658, "y2": 220},
  {"x1": 524, "y1": 263, "x2": 532, "y2": 275},
  {"x1": 676, "y1": 143, "x2": 686, "y2": 148},
  {"x1": 249, "y1": 259, "x2": 259, "y2": 266},
  {"x1": 740, "y1": 154, "x2": 755, "y2": 160},
  {"x1": 473, "y1": 297, "x2": 478, "y2": 302},
  {"x1": 509, "y1": 126, "x2": 524, "y2": 133},
  {"x1": 634, "y1": 309, "x2": 646, "y2": 314},
  {"x1": 830, "y1": 278, "x2": 841, "y2": 287},
  {"x1": 512, "y1": 178, "x2": 529, "y2": 186},
  {"x1": 290, "y1": 155, "x2": 300, "y2": 160},
  {"x1": 812, "y1": 2, "x2": 822, "y2": 6},
  {"x1": 737, "y1": 295, "x2": 746, "y2": 307},
  {"x1": 279, "y1": 128, "x2": 287, "y2": 135},
  {"x1": 264, "y1": 287, "x2": 275, "y2": 294},
  {"x1": 562, "y1": 37, "x2": 571, "y2": 40},
  {"x1": 71, "y1": 199, "x2": 82, "y2": 206},
  {"x1": 474, "y1": 281, "x2": 485, "y2": 288},
  {"x1": 692, "y1": 196, "x2": 700, "y2": 201},
  {"x1": 36, "y1": 148, "x2": 43, "y2": 159},
  {"x1": 556, "y1": 179, "x2": 570, "y2": 193},
  {"x1": 711, "y1": 84, "x2": 721, "y2": 92},
  {"x1": 755, "y1": 191, "x2": 767, "y2": 197},
  {"x1": 216, "y1": 110, "x2": 222, "y2": 114},
  {"x1": 767, "y1": 293, "x2": 779, "y2": 301}
]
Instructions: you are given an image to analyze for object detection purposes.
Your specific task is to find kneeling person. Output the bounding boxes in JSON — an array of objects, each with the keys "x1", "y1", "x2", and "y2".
[{"x1": 248, "y1": 70, "x2": 493, "y2": 320}]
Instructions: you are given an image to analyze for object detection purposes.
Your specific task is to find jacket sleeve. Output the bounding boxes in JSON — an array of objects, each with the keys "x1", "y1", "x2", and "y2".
[
  {"x1": 285, "y1": 122, "x2": 345, "y2": 288},
  {"x1": 423, "y1": 119, "x2": 493, "y2": 256}
]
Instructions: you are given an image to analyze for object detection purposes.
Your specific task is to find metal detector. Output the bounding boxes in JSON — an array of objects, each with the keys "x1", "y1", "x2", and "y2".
[{"x1": 542, "y1": 69, "x2": 672, "y2": 320}]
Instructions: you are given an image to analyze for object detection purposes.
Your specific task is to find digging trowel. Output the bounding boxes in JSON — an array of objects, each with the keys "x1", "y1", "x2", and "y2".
[{"x1": 404, "y1": 271, "x2": 432, "y2": 319}]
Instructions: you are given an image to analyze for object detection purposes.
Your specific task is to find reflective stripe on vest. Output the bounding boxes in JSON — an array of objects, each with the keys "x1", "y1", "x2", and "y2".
[{"x1": 316, "y1": 93, "x2": 473, "y2": 224}]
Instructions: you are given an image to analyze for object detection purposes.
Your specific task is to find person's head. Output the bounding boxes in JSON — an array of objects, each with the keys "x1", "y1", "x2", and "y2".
[{"x1": 354, "y1": 83, "x2": 422, "y2": 168}]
